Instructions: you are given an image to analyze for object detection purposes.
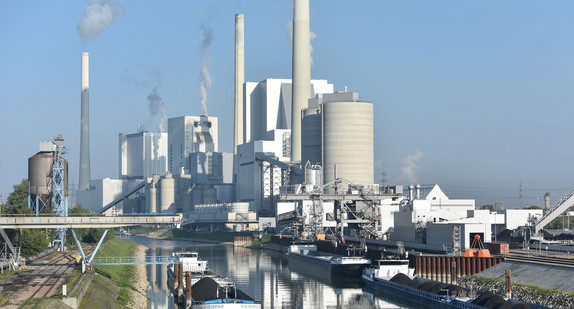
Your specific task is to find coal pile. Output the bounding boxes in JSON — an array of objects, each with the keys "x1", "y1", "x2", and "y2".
[
  {"x1": 191, "y1": 278, "x2": 254, "y2": 302},
  {"x1": 510, "y1": 304, "x2": 531, "y2": 309},
  {"x1": 472, "y1": 291, "x2": 512, "y2": 309},
  {"x1": 389, "y1": 273, "x2": 418, "y2": 288},
  {"x1": 418, "y1": 281, "x2": 448, "y2": 295}
]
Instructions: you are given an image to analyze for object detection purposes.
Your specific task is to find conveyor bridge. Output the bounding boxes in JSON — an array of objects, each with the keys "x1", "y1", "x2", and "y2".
[{"x1": 535, "y1": 188, "x2": 574, "y2": 232}]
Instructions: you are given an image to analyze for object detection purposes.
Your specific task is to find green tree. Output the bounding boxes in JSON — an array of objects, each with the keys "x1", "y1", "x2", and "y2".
[
  {"x1": 527, "y1": 205, "x2": 542, "y2": 210},
  {"x1": 4, "y1": 179, "x2": 32, "y2": 215},
  {"x1": 18, "y1": 229, "x2": 50, "y2": 256},
  {"x1": 66, "y1": 204, "x2": 115, "y2": 245},
  {"x1": 479, "y1": 204, "x2": 494, "y2": 211}
]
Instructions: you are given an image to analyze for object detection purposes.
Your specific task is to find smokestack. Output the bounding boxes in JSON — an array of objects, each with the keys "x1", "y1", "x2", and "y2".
[
  {"x1": 79, "y1": 52, "x2": 91, "y2": 191},
  {"x1": 291, "y1": 0, "x2": 311, "y2": 163},
  {"x1": 233, "y1": 14, "x2": 244, "y2": 181}
]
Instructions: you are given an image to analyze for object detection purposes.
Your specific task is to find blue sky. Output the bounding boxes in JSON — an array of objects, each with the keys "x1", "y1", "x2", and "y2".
[{"x1": 1, "y1": 0, "x2": 574, "y2": 208}]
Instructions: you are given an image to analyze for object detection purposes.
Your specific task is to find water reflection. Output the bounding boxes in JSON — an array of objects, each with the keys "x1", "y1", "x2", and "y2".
[{"x1": 131, "y1": 236, "x2": 410, "y2": 309}]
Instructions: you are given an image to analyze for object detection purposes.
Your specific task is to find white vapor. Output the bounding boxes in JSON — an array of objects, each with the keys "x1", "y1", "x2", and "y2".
[
  {"x1": 77, "y1": 0, "x2": 125, "y2": 41},
  {"x1": 199, "y1": 24, "x2": 213, "y2": 116},
  {"x1": 399, "y1": 151, "x2": 424, "y2": 184},
  {"x1": 287, "y1": 20, "x2": 317, "y2": 66},
  {"x1": 147, "y1": 88, "x2": 167, "y2": 133}
]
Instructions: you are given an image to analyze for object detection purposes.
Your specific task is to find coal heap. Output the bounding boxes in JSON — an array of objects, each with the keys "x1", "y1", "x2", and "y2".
[{"x1": 191, "y1": 277, "x2": 254, "y2": 302}]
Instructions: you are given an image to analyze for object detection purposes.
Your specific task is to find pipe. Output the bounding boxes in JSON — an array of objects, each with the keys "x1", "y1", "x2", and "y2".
[
  {"x1": 185, "y1": 271, "x2": 192, "y2": 308},
  {"x1": 291, "y1": 0, "x2": 311, "y2": 162}
]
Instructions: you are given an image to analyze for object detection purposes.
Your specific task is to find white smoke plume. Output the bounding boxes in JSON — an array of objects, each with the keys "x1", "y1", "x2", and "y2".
[
  {"x1": 399, "y1": 151, "x2": 424, "y2": 184},
  {"x1": 147, "y1": 88, "x2": 167, "y2": 133},
  {"x1": 77, "y1": 0, "x2": 125, "y2": 41},
  {"x1": 287, "y1": 20, "x2": 317, "y2": 66},
  {"x1": 199, "y1": 24, "x2": 213, "y2": 116}
]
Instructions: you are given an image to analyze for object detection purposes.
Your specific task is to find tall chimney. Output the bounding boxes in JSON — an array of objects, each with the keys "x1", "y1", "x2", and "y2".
[
  {"x1": 79, "y1": 52, "x2": 91, "y2": 191},
  {"x1": 233, "y1": 14, "x2": 245, "y2": 182},
  {"x1": 290, "y1": 0, "x2": 311, "y2": 163}
]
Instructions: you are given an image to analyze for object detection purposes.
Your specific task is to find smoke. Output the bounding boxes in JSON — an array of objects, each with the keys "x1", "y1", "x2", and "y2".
[
  {"x1": 77, "y1": 0, "x2": 125, "y2": 41},
  {"x1": 199, "y1": 24, "x2": 213, "y2": 116},
  {"x1": 399, "y1": 151, "x2": 424, "y2": 184},
  {"x1": 147, "y1": 88, "x2": 167, "y2": 133},
  {"x1": 287, "y1": 20, "x2": 317, "y2": 66}
]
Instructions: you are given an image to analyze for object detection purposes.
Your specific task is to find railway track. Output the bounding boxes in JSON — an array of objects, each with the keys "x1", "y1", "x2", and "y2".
[
  {"x1": 15, "y1": 245, "x2": 95, "y2": 308},
  {"x1": 505, "y1": 251, "x2": 574, "y2": 268}
]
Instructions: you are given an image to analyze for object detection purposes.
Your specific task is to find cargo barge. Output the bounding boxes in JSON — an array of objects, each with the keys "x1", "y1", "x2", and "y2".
[
  {"x1": 167, "y1": 251, "x2": 261, "y2": 309},
  {"x1": 286, "y1": 243, "x2": 371, "y2": 276}
]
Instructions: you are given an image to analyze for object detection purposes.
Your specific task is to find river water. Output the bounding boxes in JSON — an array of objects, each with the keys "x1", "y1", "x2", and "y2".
[{"x1": 131, "y1": 236, "x2": 413, "y2": 309}]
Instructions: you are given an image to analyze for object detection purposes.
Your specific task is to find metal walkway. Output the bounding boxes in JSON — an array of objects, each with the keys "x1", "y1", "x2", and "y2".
[
  {"x1": 91, "y1": 255, "x2": 181, "y2": 265},
  {"x1": 0, "y1": 215, "x2": 181, "y2": 229},
  {"x1": 535, "y1": 188, "x2": 574, "y2": 232}
]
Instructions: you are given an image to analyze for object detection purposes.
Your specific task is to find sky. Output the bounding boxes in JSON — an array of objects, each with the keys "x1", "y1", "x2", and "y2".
[{"x1": 1, "y1": 0, "x2": 574, "y2": 208}]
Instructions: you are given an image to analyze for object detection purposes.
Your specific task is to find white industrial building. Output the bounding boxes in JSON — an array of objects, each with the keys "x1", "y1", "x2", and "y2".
[
  {"x1": 236, "y1": 130, "x2": 291, "y2": 215},
  {"x1": 244, "y1": 78, "x2": 333, "y2": 144},
  {"x1": 76, "y1": 178, "x2": 142, "y2": 214},
  {"x1": 119, "y1": 131, "x2": 168, "y2": 179},
  {"x1": 189, "y1": 152, "x2": 233, "y2": 184},
  {"x1": 168, "y1": 115, "x2": 218, "y2": 175}
]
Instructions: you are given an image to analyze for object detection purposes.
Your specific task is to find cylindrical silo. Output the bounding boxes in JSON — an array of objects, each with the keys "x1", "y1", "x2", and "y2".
[
  {"x1": 322, "y1": 100, "x2": 373, "y2": 186},
  {"x1": 304, "y1": 162, "x2": 322, "y2": 186},
  {"x1": 160, "y1": 172, "x2": 175, "y2": 213},
  {"x1": 28, "y1": 152, "x2": 54, "y2": 208},
  {"x1": 301, "y1": 108, "x2": 322, "y2": 166},
  {"x1": 147, "y1": 174, "x2": 160, "y2": 213}
]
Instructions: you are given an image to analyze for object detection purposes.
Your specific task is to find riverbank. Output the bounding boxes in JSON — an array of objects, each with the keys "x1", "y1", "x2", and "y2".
[{"x1": 81, "y1": 239, "x2": 149, "y2": 309}]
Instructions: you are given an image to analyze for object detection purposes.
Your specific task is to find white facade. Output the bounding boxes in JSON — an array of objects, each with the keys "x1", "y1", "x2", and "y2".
[
  {"x1": 76, "y1": 178, "x2": 142, "y2": 214},
  {"x1": 236, "y1": 131, "x2": 290, "y2": 214},
  {"x1": 276, "y1": 200, "x2": 337, "y2": 229},
  {"x1": 168, "y1": 115, "x2": 218, "y2": 174},
  {"x1": 392, "y1": 185, "x2": 476, "y2": 243},
  {"x1": 505, "y1": 209, "x2": 543, "y2": 230},
  {"x1": 426, "y1": 220, "x2": 492, "y2": 249},
  {"x1": 189, "y1": 152, "x2": 233, "y2": 184},
  {"x1": 119, "y1": 131, "x2": 168, "y2": 179},
  {"x1": 244, "y1": 78, "x2": 333, "y2": 144}
]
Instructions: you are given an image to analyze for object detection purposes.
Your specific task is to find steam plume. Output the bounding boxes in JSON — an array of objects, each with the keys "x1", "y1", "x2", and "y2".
[
  {"x1": 147, "y1": 88, "x2": 167, "y2": 133},
  {"x1": 399, "y1": 151, "x2": 424, "y2": 184},
  {"x1": 286, "y1": 20, "x2": 317, "y2": 65},
  {"x1": 77, "y1": 0, "x2": 125, "y2": 41},
  {"x1": 199, "y1": 24, "x2": 213, "y2": 115}
]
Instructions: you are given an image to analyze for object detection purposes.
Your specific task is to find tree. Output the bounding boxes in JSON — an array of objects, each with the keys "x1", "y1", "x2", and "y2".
[
  {"x1": 66, "y1": 204, "x2": 115, "y2": 245},
  {"x1": 527, "y1": 205, "x2": 542, "y2": 210},
  {"x1": 479, "y1": 204, "x2": 494, "y2": 211},
  {"x1": 4, "y1": 179, "x2": 32, "y2": 215},
  {"x1": 18, "y1": 229, "x2": 50, "y2": 256}
]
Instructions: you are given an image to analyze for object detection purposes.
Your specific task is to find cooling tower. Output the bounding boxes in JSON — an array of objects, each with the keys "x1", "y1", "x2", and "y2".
[
  {"x1": 322, "y1": 100, "x2": 374, "y2": 186},
  {"x1": 79, "y1": 52, "x2": 91, "y2": 191},
  {"x1": 290, "y1": 0, "x2": 312, "y2": 163}
]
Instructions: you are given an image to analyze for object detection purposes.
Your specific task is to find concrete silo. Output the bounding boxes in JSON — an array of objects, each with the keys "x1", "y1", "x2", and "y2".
[
  {"x1": 301, "y1": 108, "x2": 322, "y2": 166},
  {"x1": 159, "y1": 172, "x2": 175, "y2": 213},
  {"x1": 322, "y1": 94, "x2": 373, "y2": 186}
]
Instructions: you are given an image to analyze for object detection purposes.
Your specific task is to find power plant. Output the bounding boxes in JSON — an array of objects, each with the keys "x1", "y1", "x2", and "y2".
[{"x1": 21, "y1": 0, "x2": 573, "y2": 254}]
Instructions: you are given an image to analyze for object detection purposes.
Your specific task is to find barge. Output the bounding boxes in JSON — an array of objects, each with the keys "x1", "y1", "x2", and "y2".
[
  {"x1": 286, "y1": 243, "x2": 371, "y2": 276},
  {"x1": 167, "y1": 251, "x2": 261, "y2": 309}
]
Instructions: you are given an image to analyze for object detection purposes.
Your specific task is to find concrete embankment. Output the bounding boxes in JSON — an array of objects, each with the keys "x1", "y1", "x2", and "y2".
[{"x1": 457, "y1": 261, "x2": 574, "y2": 309}]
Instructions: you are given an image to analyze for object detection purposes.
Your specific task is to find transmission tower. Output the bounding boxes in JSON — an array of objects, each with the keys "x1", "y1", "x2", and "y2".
[{"x1": 51, "y1": 135, "x2": 68, "y2": 250}]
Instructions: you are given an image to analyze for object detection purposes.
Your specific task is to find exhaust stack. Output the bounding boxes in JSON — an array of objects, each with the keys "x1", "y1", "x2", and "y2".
[
  {"x1": 290, "y1": 0, "x2": 311, "y2": 163},
  {"x1": 79, "y1": 52, "x2": 91, "y2": 191},
  {"x1": 233, "y1": 14, "x2": 244, "y2": 183}
]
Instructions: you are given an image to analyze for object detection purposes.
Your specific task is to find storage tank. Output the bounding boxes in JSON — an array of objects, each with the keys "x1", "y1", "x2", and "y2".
[
  {"x1": 159, "y1": 172, "x2": 175, "y2": 213},
  {"x1": 322, "y1": 99, "x2": 373, "y2": 186},
  {"x1": 28, "y1": 152, "x2": 54, "y2": 196},
  {"x1": 301, "y1": 108, "x2": 322, "y2": 166},
  {"x1": 304, "y1": 162, "x2": 322, "y2": 186},
  {"x1": 147, "y1": 174, "x2": 160, "y2": 213}
]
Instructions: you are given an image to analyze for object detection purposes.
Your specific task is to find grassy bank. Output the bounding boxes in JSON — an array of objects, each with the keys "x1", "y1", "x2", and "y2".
[{"x1": 80, "y1": 239, "x2": 138, "y2": 308}]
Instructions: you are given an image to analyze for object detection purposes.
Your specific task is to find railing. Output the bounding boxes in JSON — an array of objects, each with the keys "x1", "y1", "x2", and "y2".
[{"x1": 91, "y1": 255, "x2": 180, "y2": 265}]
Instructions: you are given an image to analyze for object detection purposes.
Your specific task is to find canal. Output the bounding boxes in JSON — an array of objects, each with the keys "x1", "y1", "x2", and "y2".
[{"x1": 131, "y1": 236, "x2": 413, "y2": 308}]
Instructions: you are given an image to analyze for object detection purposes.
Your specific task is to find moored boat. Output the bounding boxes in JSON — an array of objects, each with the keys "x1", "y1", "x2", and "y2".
[
  {"x1": 167, "y1": 251, "x2": 261, "y2": 308},
  {"x1": 286, "y1": 242, "x2": 371, "y2": 276}
]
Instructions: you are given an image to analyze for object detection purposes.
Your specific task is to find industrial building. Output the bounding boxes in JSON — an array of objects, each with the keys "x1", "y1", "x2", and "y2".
[
  {"x1": 168, "y1": 115, "x2": 218, "y2": 175},
  {"x1": 119, "y1": 131, "x2": 168, "y2": 179}
]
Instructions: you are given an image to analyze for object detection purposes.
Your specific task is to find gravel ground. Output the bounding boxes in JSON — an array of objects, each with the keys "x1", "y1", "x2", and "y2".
[
  {"x1": 457, "y1": 276, "x2": 574, "y2": 309},
  {"x1": 128, "y1": 244, "x2": 150, "y2": 309}
]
